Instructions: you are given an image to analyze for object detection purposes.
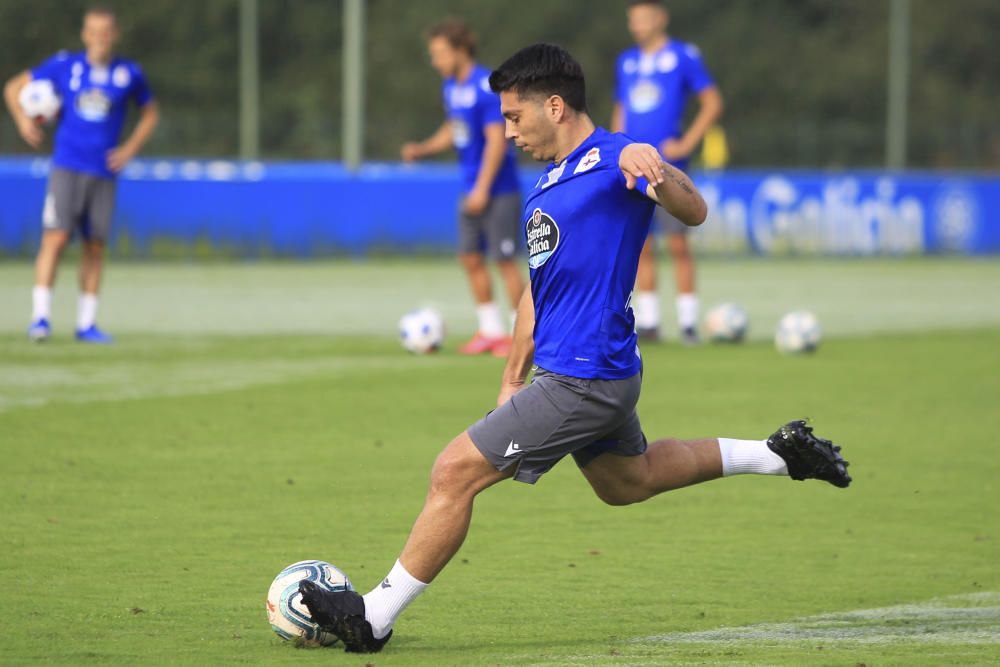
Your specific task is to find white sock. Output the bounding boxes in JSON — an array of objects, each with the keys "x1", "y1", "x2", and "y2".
[
  {"x1": 77, "y1": 293, "x2": 99, "y2": 330},
  {"x1": 677, "y1": 293, "x2": 699, "y2": 330},
  {"x1": 476, "y1": 302, "x2": 505, "y2": 338},
  {"x1": 362, "y1": 559, "x2": 428, "y2": 640},
  {"x1": 32, "y1": 285, "x2": 52, "y2": 320},
  {"x1": 718, "y1": 438, "x2": 788, "y2": 476},
  {"x1": 634, "y1": 291, "x2": 660, "y2": 329}
]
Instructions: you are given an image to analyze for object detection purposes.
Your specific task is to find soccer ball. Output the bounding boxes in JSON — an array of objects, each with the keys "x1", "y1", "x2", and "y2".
[
  {"x1": 704, "y1": 303, "x2": 749, "y2": 343},
  {"x1": 266, "y1": 560, "x2": 353, "y2": 646},
  {"x1": 19, "y1": 79, "x2": 61, "y2": 124},
  {"x1": 775, "y1": 310, "x2": 822, "y2": 354},
  {"x1": 399, "y1": 307, "x2": 445, "y2": 354}
]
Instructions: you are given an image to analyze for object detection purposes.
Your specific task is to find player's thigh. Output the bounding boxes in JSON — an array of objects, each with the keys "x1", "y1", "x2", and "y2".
[
  {"x1": 484, "y1": 192, "x2": 522, "y2": 262},
  {"x1": 575, "y1": 408, "x2": 650, "y2": 495},
  {"x1": 43, "y1": 168, "x2": 84, "y2": 235},
  {"x1": 81, "y1": 175, "x2": 117, "y2": 244},
  {"x1": 431, "y1": 430, "x2": 513, "y2": 496}
]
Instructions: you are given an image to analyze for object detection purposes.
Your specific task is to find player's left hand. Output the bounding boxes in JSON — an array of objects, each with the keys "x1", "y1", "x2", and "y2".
[
  {"x1": 619, "y1": 143, "x2": 665, "y2": 190},
  {"x1": 463, "y1": 187, "x2": 491, "y2": 216},
  {"x1": 661, "y1": 138, "x2": 692, "y2": 161},
  {"x1": 106, "y1": 145, "x2": 136, "y2": 173}
]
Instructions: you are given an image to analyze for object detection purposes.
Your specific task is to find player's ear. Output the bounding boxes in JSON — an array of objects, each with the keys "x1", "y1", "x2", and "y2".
[{"x1": 547, "y1": 95, "x2": 565, "y2": 122}]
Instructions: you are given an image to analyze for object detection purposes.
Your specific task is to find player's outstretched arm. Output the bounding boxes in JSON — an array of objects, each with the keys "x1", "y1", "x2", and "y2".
[
  {"x1": 401, "y1": 122, "x2": 453, "y2": 161},
  {"x1": 619, "y1": 143, "x2": 707, "y2": 226},
  {"x1": 497, "y1": 283, "x2": 535, "y2": 407},
  {"x1": 3, "y1": 70, "x2": 43, "y2": 149}
]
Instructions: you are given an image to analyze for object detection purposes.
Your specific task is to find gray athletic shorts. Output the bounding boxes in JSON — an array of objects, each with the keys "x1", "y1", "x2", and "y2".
[
  {"x1": 42, "y1": 167, "x2": 117, "y2": 242},
  {"x1": 651, "y1": 206, "x2": 691, "y2": 236},
  {"x1": 468, "y1": 368, "x2": 647, "y2": 484},
  {"x1": 458, "y1": 191, "x2": 522, "y2": 260}
]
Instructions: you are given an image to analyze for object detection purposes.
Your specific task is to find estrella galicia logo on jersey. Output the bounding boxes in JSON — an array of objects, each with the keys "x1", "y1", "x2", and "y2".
[
  {"x1": 75, "y1": 88, "x2": 112, "y2": 122},
  {"x1": 526, "y1": 208, "x2": 560, "y2": 269}
]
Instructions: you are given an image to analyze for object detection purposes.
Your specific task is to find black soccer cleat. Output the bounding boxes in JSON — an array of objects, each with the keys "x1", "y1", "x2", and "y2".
[
  {"x1": 767, "y1": 420, "x2": 852, "y2": 488},
  {"x1": 298, "y1": 580, "x2": 392, "y2": 653}
]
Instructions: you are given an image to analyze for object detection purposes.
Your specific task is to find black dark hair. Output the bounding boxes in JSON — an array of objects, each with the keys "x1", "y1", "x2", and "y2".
[
  {"x1": 628, "y1": 0, "x2": 666, "y2": 8},
  {"x1": 488, "y1": 43, "x2": 587, "y2": 112}
]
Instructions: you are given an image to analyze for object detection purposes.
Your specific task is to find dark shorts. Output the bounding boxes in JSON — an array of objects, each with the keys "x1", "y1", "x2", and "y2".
[
  {"x1": 458, "y1": 191, "x2": 522, "y2": 260},
  {"x1": 650, "y1": 205, "x2": 691, "y2": 236},
  {"x1": 42, "y1": 167, "x2": 117, "y2": 242},
  {"x1": 468, "y1": 368, "x2": 647, "y2": 484}
]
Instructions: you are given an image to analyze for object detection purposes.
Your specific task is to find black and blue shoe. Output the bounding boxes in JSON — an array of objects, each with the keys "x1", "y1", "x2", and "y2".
[
  {"x1": 75, "y1": 325, "x2": 114, "y2": 344},
  {"x1": 299, "y1": 580, "x2": 391, "y2": 653},
  {"x1": 767, "y1": 420, "x2": 852, "y2": 488},
  {"x1": 28, "y1": 318, "x2": 51, "y2": 342}
]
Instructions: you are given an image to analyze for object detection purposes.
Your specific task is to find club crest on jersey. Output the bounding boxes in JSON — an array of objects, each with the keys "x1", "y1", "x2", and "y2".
[
  {"x1": 574, "y1": 147, "x2": 601, "y2": 174},
  {"x1": 526, "y1": 208, "x2": 560, "y2": 269},
  {"x1": 75, "y1": 88, "x2": 111, "y2": 122}
]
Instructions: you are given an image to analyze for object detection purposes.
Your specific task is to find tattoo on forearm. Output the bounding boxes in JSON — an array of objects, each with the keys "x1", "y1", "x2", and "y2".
[{"x1": 665, "y1": 168, "x2": 694, "y2": 195}]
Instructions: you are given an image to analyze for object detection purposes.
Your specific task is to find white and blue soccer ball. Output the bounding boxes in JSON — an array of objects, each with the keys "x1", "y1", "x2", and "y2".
[
  {"x1": 705, "y1": 302, "x2": 749, "y2": 343},
  {"x1": 266, "y1": 560, "x2": 353, "y2": 646},
  {"x1": 399, "y1": 307, "x2": 445, "y2": 354},
  {"x1": 19, "y1": 79, "x2": 61, "y2": 124},
  {"x1": 775, "y1": 310, "x2": 822, "y2": 354}
]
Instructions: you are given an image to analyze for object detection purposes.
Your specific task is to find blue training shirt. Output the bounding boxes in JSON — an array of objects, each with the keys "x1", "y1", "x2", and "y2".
[
  {"x1": 615, "y1": 40, "x2": 714, "y2": 170},
  {"x1": 31, "y1": 51, "x2": 153, "y2": 179},
  {"x1": 442, "y1": 63, "x2": 519, "y2": 195},
  {"x1": 525, "y1": 128, "x2": 656, "y2": 380}
]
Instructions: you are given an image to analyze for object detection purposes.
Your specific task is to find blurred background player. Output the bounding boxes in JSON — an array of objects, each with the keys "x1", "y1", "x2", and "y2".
[
  {"x1": 612, "y1": 0, "x2": 722, "y2": 343},
  {"x1": 401, "y1": 18, "x2": 524, "y2": 357},
  {"x1": 3, "y1": 5, "x2": 158, "y2": 344}
]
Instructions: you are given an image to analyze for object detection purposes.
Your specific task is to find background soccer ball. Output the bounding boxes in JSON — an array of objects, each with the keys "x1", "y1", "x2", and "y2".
[
  {"x1": 775, "y1": 310, "x2": 822, "y2": 354},
  {"x1": 399, "y1": 307, "x2": 445, "y2": 354},
  {"x1": 705, "y1": 302, "x2": 749, "y2": 343},
  {"x1": 18, "y1": 79, "x2": 61, "y2": 124},
  {"x1": 266, "y1": 560, "x2": 353, "y2": 646}
]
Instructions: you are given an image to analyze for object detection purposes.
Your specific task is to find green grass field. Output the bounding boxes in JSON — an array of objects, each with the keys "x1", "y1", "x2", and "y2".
[{"x1": 1, "y1": 259, "x2": 999, "y2": 665}]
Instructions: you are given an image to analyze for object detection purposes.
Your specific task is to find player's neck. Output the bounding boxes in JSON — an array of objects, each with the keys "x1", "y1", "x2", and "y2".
[
  {"x1": 553, "y1": 116, "x2": 597, "y2": 164},
  {"x1": 454, "y1": 59, "x2": 475, "y2": 83},
  {"x1": 638, "y1": 34, "x2": 668, "y2": 55},
  {"x1": 86, "y1": 51, "x2": 114, "y2": 67}
]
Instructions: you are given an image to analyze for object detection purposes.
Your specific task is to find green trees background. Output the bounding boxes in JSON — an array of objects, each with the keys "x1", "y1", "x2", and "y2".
[{"x1": 0, "y1": 0, "x2": 996, "y2": 168}]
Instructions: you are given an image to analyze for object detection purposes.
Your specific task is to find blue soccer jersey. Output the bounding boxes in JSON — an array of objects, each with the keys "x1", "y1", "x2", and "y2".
[
  {"x1": 525, "y1": 128, "x2": 655, "y2": 380},
  {"x1": 615, "y1": 40, "x2": 714, "y2": 169},
  {"x1": 442, "y1": 63, "x2": 520, "y2": 195},
  {"x1": 31, "y1": 51, "x2": 153, "y2": 179}
]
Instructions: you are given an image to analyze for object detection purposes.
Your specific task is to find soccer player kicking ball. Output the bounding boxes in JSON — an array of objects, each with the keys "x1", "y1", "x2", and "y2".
[
  {"x1": 302, "y1": 44, "x2": 851, "y2": 654},
  {"x1": 401, "y1": 19, "x2": 525, "y2": 358},
  {"x1": 3, "y1": 6, "x2": 158, "y2": 344}
]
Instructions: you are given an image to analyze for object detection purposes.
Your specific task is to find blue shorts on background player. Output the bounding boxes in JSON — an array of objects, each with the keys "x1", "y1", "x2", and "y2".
[
  {"x1": 612, "y1": 0, "x2": 723, "y2": 344},
  {"x1": 4, "y1": 5, "x2": 159, "y2": 343},
  {"x1": 400, "y1": 18, "x2": 525, "y2": 358}
]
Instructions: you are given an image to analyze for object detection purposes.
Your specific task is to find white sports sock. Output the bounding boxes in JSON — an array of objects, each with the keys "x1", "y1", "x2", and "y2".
[
  {"x1": 77, "y1": 293, "x2": 99, "y2": 330},
  {"x1": 634, "y1": 291, "x2": 660, "y2": 329},
  {"x1": 677, "y1": 293, "x2": 699, "y2": 329},
  {"x1": 718, "y1": 438, "x2": 788, "y2": 476},
  {"x1": 32, "y1": 285, "x2": 52, "y2": 320},
  {"x1": 476, "y1": 302, "x2": 505, "y2": 338},
  {"x1": 362, "y1": 559, "x2": 428, "y2": 640}
]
